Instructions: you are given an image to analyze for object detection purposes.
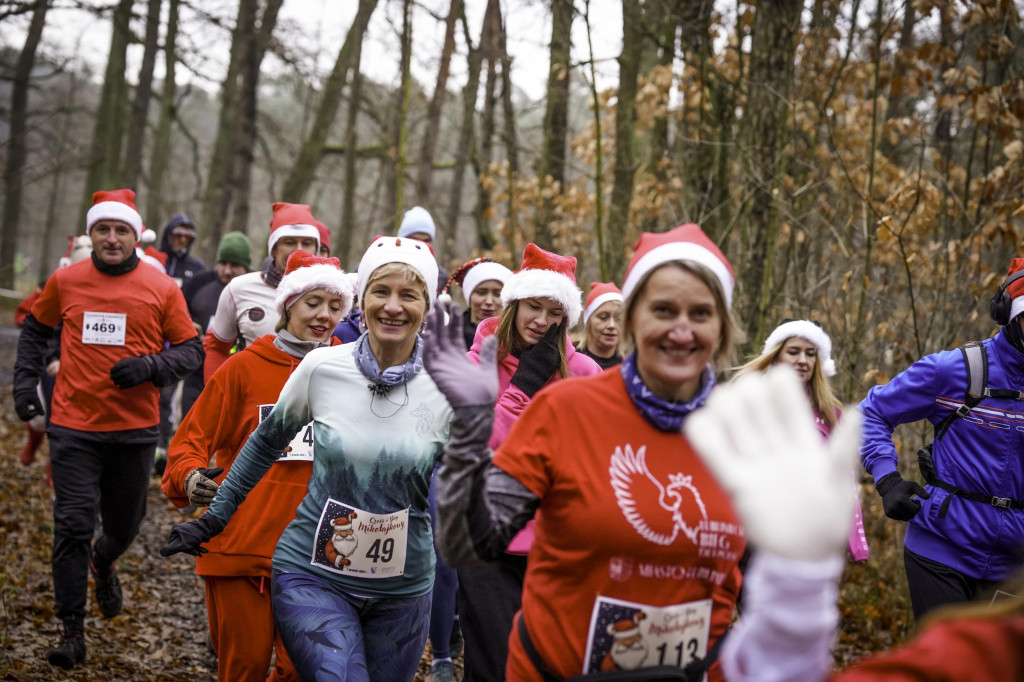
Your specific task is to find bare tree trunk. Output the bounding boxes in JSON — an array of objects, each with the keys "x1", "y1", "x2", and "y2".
[
  {"x1": 1, "y1": 0, "x2": 49, "y2": 288},
  {"x1": 642, "y1": 0, "x2": 679, "y2": 232},
  {"x1": 582, "y1": 0, "x2": 607, "y2": 278},
  {"x1": 229, "y1": 0, "x2": 285, "y2": 235},
  {"x1": 738, "y1": 0, "x2": 803, "y2": 345},
  {"x1": 534, "y1": 0, "x2": 573, "y2": 250},
  {"x1": 497, "y1": 9, "x2": 519, "y2": 253},
  {"x1": 123, "y1": 0, "x2": 162, "y2": 190},
  {"x1": 605, "y1": 0, "x2": 642, "y2": 282},
  {"x1": 339, "y1": 23, "x2": 366, "y2": 268},
  {"x1": 39, "y1": 72, "x2": 80, "y2": 283},
  {"x1": 474, "y1": 0, "x2": 501, "y2": 251},
  {"x1": 386, "y1": 0, "x2": 414, "y2": 233},
  {"x1": 282, "y1": 0, "x2": 378, "y2": 203},
  {"x1": 146, "y1": 0, "x2": 180, "y2": 231},
  {"x1": 415, "y1": 0, "x2": 460, "y2": 204},
  {"x1": 79, "y1": 0, "x2": 134, "y2": 224}
]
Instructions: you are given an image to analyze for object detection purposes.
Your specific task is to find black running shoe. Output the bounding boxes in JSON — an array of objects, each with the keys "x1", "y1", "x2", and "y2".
[
  {"x1": 90, "y1": 554, "x2": 123, "y2": 618},
  {"x1": 46, "y1": 618, "x2": 86, "y2": 669}
]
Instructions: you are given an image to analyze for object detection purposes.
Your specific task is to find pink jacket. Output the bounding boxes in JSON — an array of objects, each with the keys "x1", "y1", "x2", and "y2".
[
  {"x1": 816, "y1": 407, "x2": 870, "y2": 562},
  {"x1": 469, "y1": 317, "x2": 602, "y2": 552}
]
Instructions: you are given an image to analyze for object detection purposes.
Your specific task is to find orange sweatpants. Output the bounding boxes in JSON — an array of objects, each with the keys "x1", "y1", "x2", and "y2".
[{"x1": 205, "y1": 575, "x2": 299, "y2": 682}]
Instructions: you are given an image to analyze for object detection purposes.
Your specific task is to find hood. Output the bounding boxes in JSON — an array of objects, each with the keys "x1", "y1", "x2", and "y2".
[
  {"x1": 243, "y1": 334, "x2": 298, "y2": 367},
  {"x1": 160, "y1": 213, "x2": 196, "y2": 254}
]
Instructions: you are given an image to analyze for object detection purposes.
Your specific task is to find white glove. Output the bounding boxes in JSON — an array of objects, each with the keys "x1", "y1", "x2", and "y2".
[{"x1": 684, "y1": 366, "x2": 861, "y2": 562}]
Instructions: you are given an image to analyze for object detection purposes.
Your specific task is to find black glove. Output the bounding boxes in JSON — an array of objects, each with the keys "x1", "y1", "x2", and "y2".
[
  {"x1": 875, "y1": 471, "x2": 931, "y2": 521},
  {"x1": 160, "y1": 514, "x2": 227, "y2": 557},
  {"x1": 110, "y1": 355, "x2": 157, "y2": 389},
  {"x1": 14, "y1": 390, "x2": 44, "y2": 422},
  {"x1": 183, "y1": 467, "x2": 225, "y2": 506},
  {"x1": 510, "y1": 325, "x2": 562, "y2": 398}
]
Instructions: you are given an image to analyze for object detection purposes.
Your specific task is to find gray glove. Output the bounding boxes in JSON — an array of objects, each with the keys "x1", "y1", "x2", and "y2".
[
  {"x1": 423, "y1": 301, "x2": 499, "y2": 408},
  {"x1": 184, "y1": 467, "x2": 224, "y2": 506}
]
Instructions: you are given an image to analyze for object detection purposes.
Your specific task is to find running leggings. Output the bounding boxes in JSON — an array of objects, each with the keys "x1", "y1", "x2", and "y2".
[{"x1": 271, "y1": 570, "x2": 431, "y2": 682}]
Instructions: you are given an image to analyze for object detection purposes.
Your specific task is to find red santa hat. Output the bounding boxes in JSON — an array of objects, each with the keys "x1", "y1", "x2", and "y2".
[
  {"x1": 439, "y1": 258, "x2": 514, "y2": 305},
  {"x1": 622, "y1": 224, "x2": 735, "y2": 307},
  {"x1": 275, "y1": 249, "x2": 356, "y2": 317},
  {"x1": 267, "y1": 202, "x2": 321, "y2": 253},
  {"x1": 59, "y1": 235, "x2": 93, "y2": 268},
  {"x1": 583, "y1": 282, "x2": 624, "y2": 326},
  {"x1": 357, "y1": 235, "x2": 439, "y2": 307},
  {"x1": 332, "y1": 512, "x2": 357, "y2": 530},
  {"x1": 605, "y1": 611, "x2": 646, "y2": 639},
  {"x1": 1004, "y1": 258, "x2": 1024, "y2": 322},
  {"x1": 762, "y1": 319, "x2": 837, "y2": 377},
  {"x1": 315, "y1": 220, "x2": 332, "y2": 255},
  {"x1": 500, "y1": 243, "x2": 583, "y2": 326},
  {"x1": 86, "y1": 189, "x2": 144, "y2": 241}
]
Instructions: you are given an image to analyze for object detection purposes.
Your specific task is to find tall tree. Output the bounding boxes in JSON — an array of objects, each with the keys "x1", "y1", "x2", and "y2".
[
  {"x1": 533, "y1": 0, "x2": 573, "y2": 250},
  {"x1": 474, "y1": 0, "x2": 502, "y2": 251},
  {"x1": 605, "y1": 0, "x2": 643, "y2": 281},
  {"x1": 497, "y1": 9, "x2": 520, "y2": 253},
  {"x1": 338, "y1": 31, "x2": 366, "y2": 269},
  {"x1": 281, "y1": 0, "x2": 378, "y2": 203},
  {"x1": 123, "y1": 0, "x2": 162, "y2": 190},
  {"x1": 79, "y1": 0, "x2": 134, "y2": 224},
  {"x1": 1, "y1": 0, "x2": 50, "y2": 288},
  {"x1": 39, "y1": 71, "x2": 82, "y2": 283},
  {"x1": 386, "y1": 0, "x2": 414, "y2": 232},
  {"x1": 737, "y1": 0, "x2": 803, "y2": 344},
  {"x1": 414, "y1": 0, "x2": 461, "y2": 205},
  {"x1": 146, "y1": 0, "x2": 180, "y2": 230}
]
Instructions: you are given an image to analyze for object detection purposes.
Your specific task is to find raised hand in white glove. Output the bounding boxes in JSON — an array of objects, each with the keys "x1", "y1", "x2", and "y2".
[
  {"x1": 684, "y1": 366, "x2": 861, "y2": 562},
  {"x1": 422, "y1": 301, "x2": 499, "y2": 408}
]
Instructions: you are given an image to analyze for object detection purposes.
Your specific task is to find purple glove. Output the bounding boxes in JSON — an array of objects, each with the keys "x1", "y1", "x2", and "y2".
[{"x1": 423, "y1": 302, "x2": 499, "y2": 408}]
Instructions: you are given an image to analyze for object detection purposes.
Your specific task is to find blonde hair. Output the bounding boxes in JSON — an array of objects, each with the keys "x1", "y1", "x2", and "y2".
[
  {"x1": 623, "y1": 261, "x2": 742, "y2": 371},
  {"x1": 577, "y1": 300, "x2": 623, "y2": 355},
  {"x1": 735, "y1": 336, "x2": 842, "y2": 428},
  {"x1": 494, "y1": 299, "x2": 570, "y2": 379},
  {"x1": 365, "y1": 262, "x2": 429, "y2": 306}
]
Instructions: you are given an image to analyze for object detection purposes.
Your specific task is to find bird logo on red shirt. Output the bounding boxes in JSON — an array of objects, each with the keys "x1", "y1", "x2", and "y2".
[{"x1": 609, "y1": 444, "x2": 708, "y2": 546}]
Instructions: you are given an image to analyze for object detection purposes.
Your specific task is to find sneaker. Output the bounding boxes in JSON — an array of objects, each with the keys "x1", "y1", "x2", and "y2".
[
  {"x1": 46, "y1": 618, "x2": 86, "y2": 669},
  {"x1": 427, "y1": 659, "x2": 455, "y2": 682},
  {"x1": 89, "y1": 554, "x2": 122, "y2": 618},
  {"x1": 153, "y1": 447, "x2": 168, "y2": 476},
  {"x1": 450, "y1": 620, "x2": 464, "y2": 660}
]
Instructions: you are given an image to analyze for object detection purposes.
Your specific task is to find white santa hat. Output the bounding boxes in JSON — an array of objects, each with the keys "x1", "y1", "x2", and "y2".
[
  {"x1": 357, "y1": 235, "x2": 439, "y2": 307},
  {"x1": 500, "y1": 243, "x2": 583, "y2": 326},
  {"x1": 762, "y1": 319, "x2": 837, "y2": 377},
  {"x1": 583, "y1": 281, "x2": 624, "y2": 326},
  {"x1": 397, "y1": 206, "x2": 437, "y2": 241},
  {"x1": 267, "y1": 202, "x2": 321, "y2": 253},
  {"x1": 275, "y1": 250, "x2": 356, "y2": 317},
  {"x1": 59, "y1": 235, "x2": 93, "y2": 268},
  {"x1": 86, "y1": 189, "x2": 144, "y2": 242},
  {"x1": 622, "y1": 223, "x2": 735, "y2": 307}
]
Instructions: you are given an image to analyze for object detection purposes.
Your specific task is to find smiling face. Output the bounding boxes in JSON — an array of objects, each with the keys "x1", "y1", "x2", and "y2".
[
  {"x1": 627, "y1": 265, "x2": 723, "y2": 402},
  {"x1": 514, "y1": 297, "x2": 565, "y2": 346},
  {"x1": 90, "y1": 221, "x2": 136, "y2": 265},
  {"x1": 286, "y1": 288, "x2": 346, "y2": 342},
  {"x1": 774, "y1": 336, "x2": 818, "y2": 384},
  {"x1": 362, "y1": 266, "x2": 428, "y2": 361},
  {"x1": 468, "y1": 280, "x2": 504, "y2": 324},
  {"x1": 586, "y1": 300, "x2": 623, "y2": 357},
  {"x1": 272, "y1": 236, "x2": 318, "y2": 271}
]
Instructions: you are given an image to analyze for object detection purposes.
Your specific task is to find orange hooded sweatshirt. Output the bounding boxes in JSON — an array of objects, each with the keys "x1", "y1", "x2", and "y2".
[{"x1": 162, "y1": 334, "x2": 335, "y2": 577}]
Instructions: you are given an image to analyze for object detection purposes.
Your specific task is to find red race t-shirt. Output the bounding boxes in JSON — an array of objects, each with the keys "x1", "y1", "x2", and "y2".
[
  {"x1": 494, "y1": 369, "x2": 746, "y2": 681},
  {"x1": 31, "y1": 259, "x2": 197, "y2": 432}
]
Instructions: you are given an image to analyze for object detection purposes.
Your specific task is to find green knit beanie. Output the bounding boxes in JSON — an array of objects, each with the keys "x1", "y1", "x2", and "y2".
[{"x1": 217, "y1": 231, "x2": 251, "y2": 268}]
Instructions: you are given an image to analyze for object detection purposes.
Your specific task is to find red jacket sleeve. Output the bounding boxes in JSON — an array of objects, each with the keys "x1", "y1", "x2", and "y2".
[{"x1": 203, "y1": 329, "x2": 234, "y2": 383}]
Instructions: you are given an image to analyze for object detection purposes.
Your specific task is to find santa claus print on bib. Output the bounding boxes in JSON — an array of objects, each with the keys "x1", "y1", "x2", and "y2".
[{"x1": 310, "y1": 497, "x2": 409, "y2": 578}]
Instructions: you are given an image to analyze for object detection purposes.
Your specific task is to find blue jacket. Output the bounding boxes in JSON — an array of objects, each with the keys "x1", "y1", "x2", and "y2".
[{"x1": 859, "y1": 331, "x2": 1024, "y2": 581}]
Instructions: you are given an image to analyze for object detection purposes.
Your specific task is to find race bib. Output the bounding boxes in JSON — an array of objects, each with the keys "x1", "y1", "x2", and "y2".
[
  {"x1": 258, "y1": 404, "x2": 314, "y2": 461},
  {"x1": 82, "y1": 312, "x2": 127, "y2": 346},
  {"x1": 583, "y1": 595, "x2": 712, "y2": 675},
  {"x1": 310, "y1": 498, "x2": 409, "y2": 578}
]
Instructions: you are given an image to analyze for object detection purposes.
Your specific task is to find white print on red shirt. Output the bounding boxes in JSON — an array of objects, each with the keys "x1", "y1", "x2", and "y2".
[{"x1": 610, "y1": 444, "x2": 708, "y2": 546}]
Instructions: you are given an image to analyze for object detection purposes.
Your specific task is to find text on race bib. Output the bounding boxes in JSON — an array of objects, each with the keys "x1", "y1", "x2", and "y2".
[
  {"x1": 310, "y1": 497, "x2": 409, "y2": 579},
  {"x1": 82, "y1": 312, "x2": 127, "y2": 346},
  {"x1": 258, "y1": 404, "x2": 314, "y2": 461}
]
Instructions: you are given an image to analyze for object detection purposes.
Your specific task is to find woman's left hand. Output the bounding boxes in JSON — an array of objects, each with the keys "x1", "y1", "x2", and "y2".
[{"x1": 423, "y1": 302, "x2": 499, "y2": 408}]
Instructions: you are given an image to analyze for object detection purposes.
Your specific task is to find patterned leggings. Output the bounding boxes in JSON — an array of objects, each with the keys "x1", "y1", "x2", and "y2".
[{"x1": 271, "y1": 570, "x2": 431, "y2": 682}]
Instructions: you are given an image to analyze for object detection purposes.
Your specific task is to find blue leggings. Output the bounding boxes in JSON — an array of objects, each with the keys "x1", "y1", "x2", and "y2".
[
  {"x1": 429, "y1": 463, "x2": 458, "y2": 660},
  {"x1": 271, "y1": 570, "x2": 431, "y2": 682}
]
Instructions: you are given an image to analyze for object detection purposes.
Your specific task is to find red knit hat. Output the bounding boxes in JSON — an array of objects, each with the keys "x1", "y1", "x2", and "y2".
[
  {"x1": 622, "y1": 224, "x2": 734, "y2": 307},
  {"x1": 275, "y1": 249, "x2": 356, "y2": 316},
  {"x1": 86, "y1": 189, "x2": 144, "y2": 241},
  {"x1": 315, "y1": 220, "x2": 331, "y2": 254},
  {"x1": 267, "y1": 202, "x2": 321, "y2": 252},
  {"x1": 500, "y1": 243, "x2": 583, "y2": 326},
  {"x1": 583, "y1": 282, "x2": 624, "y2": 325}
]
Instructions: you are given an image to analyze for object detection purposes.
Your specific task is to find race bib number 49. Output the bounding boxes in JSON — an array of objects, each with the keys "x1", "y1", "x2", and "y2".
[
  {"x1": 310, "y1": 498, "x2": 409, "y2": 578},
  {"x1": 258, "y1": 404, "x2": 313, "y2": 461},
  {"x1": 583, "y1": 595, "x2": 712, "y2": 675},
  {"x1": 82, "y1": 312, "x2": 127, "y2": 346}
]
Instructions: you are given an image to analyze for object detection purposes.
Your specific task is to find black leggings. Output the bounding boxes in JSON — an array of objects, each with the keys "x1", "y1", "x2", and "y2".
[
  {"x1": 457, "y1": 553, "x2": 528, "y2": 682},
  {"x1": 903, "y1": 547, "x2": 1000, "y2": 621}
]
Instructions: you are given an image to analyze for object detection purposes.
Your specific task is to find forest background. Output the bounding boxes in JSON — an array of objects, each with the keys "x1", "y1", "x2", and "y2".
[{"x1": 0, "y1": 0, "x2": 1023, "y2": 670}]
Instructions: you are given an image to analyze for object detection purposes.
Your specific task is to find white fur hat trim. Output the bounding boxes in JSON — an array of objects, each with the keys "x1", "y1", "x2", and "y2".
[
  {"x1": 500, "y1": 268, "x2": 583, "y2": 327},
  {"x1": 762, "y1": 320, "x2": 837, "y2": 377},
  {"x1": 462, "y1": 262, "x2": 513, "y2": 300},
  {"x1": 268, "y1": 224, "x2": 321, "y2": 252},
  {"x1": 86, "y1": 201, "x2": 144, "y2": 241},
  {"x1": 622, "y1": 242, "x2": 734, "y2": 307},
  {"x1": 275, "y1": 263, "x2": 356, "y2": 317},
  {"x1": 584, "y1": 291, "x2": 624, "y2": 326}
]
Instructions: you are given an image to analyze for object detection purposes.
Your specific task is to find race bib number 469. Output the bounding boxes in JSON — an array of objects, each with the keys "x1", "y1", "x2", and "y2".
[
  {"x1": 310, "y1": 498, "x2": 409, "y2": 578},
  {"x1": 82, "y1": 312, "x2": 127, "y2": 346}
]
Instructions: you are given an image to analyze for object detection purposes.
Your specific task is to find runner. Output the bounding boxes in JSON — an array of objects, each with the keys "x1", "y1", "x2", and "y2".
[
  {"x1": 162, "y1": 235, "x2": 452, "y2": 681},
  {"x1": 162, "y1": 250, "x2": 353, "y2": 682},
  {"x1": 575, "y1": 281, "x2": 625, "y2": 370},
  {"x1": 438, "y1": 257, "x2": 513, "y2": 350},
  {"x1": 424, "y1": 224, "x2": 746, "y2": 680}
]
